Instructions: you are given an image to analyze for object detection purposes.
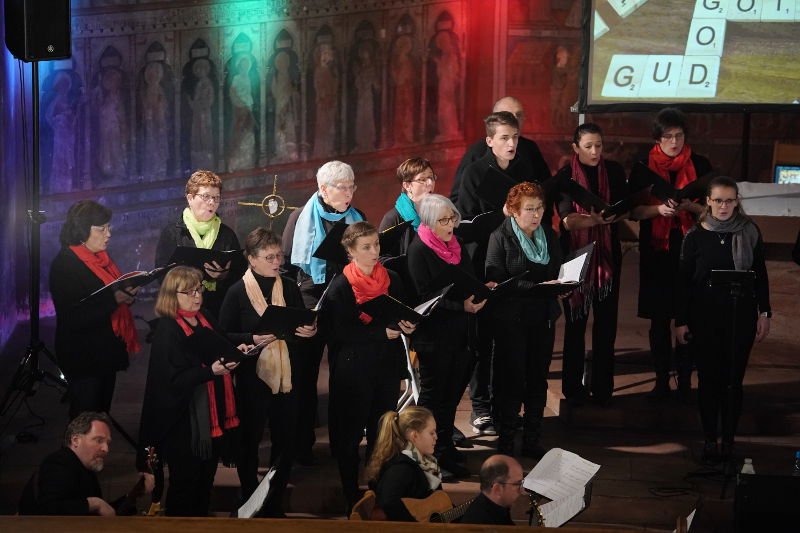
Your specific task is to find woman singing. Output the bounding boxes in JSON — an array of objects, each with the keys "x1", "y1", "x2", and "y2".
[
  {"x1": 367, "y1": 407, "x2": 441, "y2": 522},
  {"x1": 154, "y1": 169, "x2": 242, "y2": 317},
  {"x1": 219, "y1": 228, "x2": 317, "y2": 516},
  {"x1": 555, "y1": 123, "x2": 628, "y2": 406},
  {"x1": 324, "y1": 222, "x2": 415, "y2": 512},
  {"x1": 674, "y1": 177, "x2": 770, "y2": 464},
  {"x1": 49, "y1": 200, "x2": 140, "y2": 418},
  {"x1": 138, "y1": 266, "x2": 243, "y2": 516},
  {"x1": 407, "y1": 194, "x2": 488, "y2": 479},
  {"x1": 486, "y1": 182, "x2": 562, "y2": 457},
  {"x1": 630, "y1": 108, "x2": 712, "y2": 399}
]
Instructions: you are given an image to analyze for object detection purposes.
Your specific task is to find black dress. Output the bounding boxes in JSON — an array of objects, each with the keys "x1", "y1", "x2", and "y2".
[
  {"x1": 485, "y1": 218, "x2": 561, "y2": 454},
  {"x1": 375, "y1": 453, "x2": 435, "y2": 522},
  {"x1": 555, "y1": 161, "x2": 627, "y2": 402},
  {"x1": 323, "y1": 270, "x2": 407, "y2": 509},
  {"x1": 218, "y1": 273, "x2": 309, "y2": 513},
  {"x1": 49, "y1": 248, "x2": 129, "y2": 418},
  {"x1": 154, "y1": 218, "x2": 242, "y2": 317},
  {"x1": 676, "y1": 223, "x2": 770, "y2": 445}
]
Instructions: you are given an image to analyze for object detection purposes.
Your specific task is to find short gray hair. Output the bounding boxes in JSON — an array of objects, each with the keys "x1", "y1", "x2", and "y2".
[
  {"x1": 64, "y1": 411, "x2": 112, "y2": 447},
  {"x1": 418, "y1": 194, "x2": 461, "y2": 228},
  {"x1": 316, "y1": 160, "x2": 355, "y2": 188}
]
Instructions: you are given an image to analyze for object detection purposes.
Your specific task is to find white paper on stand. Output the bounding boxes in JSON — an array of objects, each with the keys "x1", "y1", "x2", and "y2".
[
  {"x1": 538, "y1": 487, "x2": 587, "y2": 528},
  {"x1": 524, "y1": 448, "x2": 600, "y2": 500}
]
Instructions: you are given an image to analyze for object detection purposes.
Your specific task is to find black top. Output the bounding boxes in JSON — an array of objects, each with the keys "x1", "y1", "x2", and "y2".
[
  {"x1": 378, "y1": 206, "x2": 417, "y2": 258},
  {"x1": 450, "y1": 136, "x2": 551, "y2": 205},
  {"x1": 49, "y1": 247, "x2": 129, "y2": 378},
  {"x1": 555, "y1": 160, "x2": 628, "y2": 262},
  {"x1": 375, "y1": 453, "x2": 435, "y2": 522},
  {"x1": 154, "y1": 217, "x2": 243, "y2": 316},
  {"x1": 458, "y1": 492, "x2": 514, "y2": 526},
  {"x1": 485, "y1": 218, "x2": 563, "y2": 322},
  {"x1": 322, "y1": 269, "x2": 406, "y2": 371},
  {"x1": 18, "y1": 447, "x2": 135, "y2": 516},
  {"x1": 457, "y1": 149, "x2": 537, "y2": 221},
  {"x1": 281, "y1": 197, "x2": 367, "y2": 308},
  {"x1": 406, "y1": 236, "x2": 476, "y2": 351},
  {"x1": 675, "y1": 224, "x2": 771, "y2": 327}
]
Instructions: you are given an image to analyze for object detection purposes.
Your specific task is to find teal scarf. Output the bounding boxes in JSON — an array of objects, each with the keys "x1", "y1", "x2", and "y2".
[
  {"x1": 511, "y1": 217, "x2": 549, "y2": 265},
  {"x1": 394, "y1": 193, "x2": 420, "y2": 231}
]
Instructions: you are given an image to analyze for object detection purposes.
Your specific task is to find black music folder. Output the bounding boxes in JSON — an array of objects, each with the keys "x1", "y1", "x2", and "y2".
[
  {"x1": 439, "y1": 267, "x2": 530, "y2": 304},
  {"x1": 167, "y1": 246, "x2": 243, "y2": 272},
  {"x1": 527, "y1": 242, "x2": 594, "y2": 297},
  {"x1": 184, "y1": 327, "x2": 250, "y2": 365},
  {"x1": 253, "y1": 305, "x2": 317, "y2": 339},
  {"x1": 633, "y1": 162, "x2": 716, "y2": 202},
  {"x1": 560, "y1": 179, "x2": 651, "y2": 220},
  {"x1": 78, "y1": 264, "x2": 174, "y2": 304},
  {"x1": 312, "y1": 221, "x2": 412, "y2": 265},
  {"x1": 454, "y1": 210, "x2": 505, "y2": 243},
  {"x1": 359, "y1": 284, "x2": 453, "y2": 327}
]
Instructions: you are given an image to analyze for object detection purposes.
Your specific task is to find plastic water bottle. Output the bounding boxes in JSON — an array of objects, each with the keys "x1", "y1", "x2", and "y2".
[
  {"x1": 793, "y1": 451, "x2": 800, "y2": 476},
  {"x1": 740, "y1": 457, "x2": 755, "y2": 475}
]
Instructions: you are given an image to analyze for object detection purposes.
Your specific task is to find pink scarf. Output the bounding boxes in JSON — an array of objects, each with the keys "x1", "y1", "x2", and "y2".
[{"x1": 418, "y1": 224, "x2": 461, "y2": 265}]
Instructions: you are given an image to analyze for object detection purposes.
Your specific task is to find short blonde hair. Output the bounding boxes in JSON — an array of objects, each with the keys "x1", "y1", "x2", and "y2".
[
  {"x1": 155, "y1": 266, "x2": 204, "y2": 319},
  {"x1": 185, "y1": 169, "x2": 222, "y2": 196}
]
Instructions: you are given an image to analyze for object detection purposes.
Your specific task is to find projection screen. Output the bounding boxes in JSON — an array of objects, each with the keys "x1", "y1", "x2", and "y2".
[{"x1": 580, "y1": 0, "x2": 800, "y2": 111}]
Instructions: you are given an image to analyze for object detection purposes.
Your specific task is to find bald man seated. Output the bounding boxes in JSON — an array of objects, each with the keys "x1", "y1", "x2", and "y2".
[{"x1": 459, "y1": 454, "x2": 524, "y2": 525}]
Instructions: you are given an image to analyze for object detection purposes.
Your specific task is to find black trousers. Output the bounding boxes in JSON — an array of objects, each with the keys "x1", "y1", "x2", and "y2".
[
  {"x1": 492, "y1": 316, "x2": 555, "y2": 450},
  {"x1": 691, "y1": 306, "x2": 756, "y2": 444},
  {"x1": 562, "y1": 281, "x2": 620, "y2": 401},
  {"x1": 235, "y1": 365, "x2": 296, "y2": 514},
  {"x1": 468, "y1": 313, "x2": 493, "y2": 418},
  {"x1": 329, "y1": 348, "x2": 399, "y2": 508},
  {"x1": 649, "y1": 317, "x2": 694, "y2": 385},
  {"x1": 417, "y1": 344, "x2": 472, "y2": 457},
  {"x1": 162, "y1": 428, "x2": 219, "y2": 517},
  {"x1": 294, "y1": 335, "x2": 325, "y2": 457},
  {"x1": 67, "y1": 371, "x2": 117, "y2": 419}
]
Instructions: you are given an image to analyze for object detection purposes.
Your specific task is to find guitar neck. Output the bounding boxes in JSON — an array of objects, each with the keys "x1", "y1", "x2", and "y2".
[{"x1": 431, "y1": 496, "x2": 476, "y2": 523}]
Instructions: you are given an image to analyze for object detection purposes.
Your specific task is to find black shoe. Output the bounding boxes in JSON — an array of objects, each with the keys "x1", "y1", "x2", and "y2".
[
  {"x1": 438, "y1": 455, "x2": 470, "y2": 478},
  {"x1": 522, "y1": 442, "x2": 548, "y2": 460},
  {"x1": 452, "y1": 427, "x2": 474, "y2": 449},
  {"x1": 471, "y1": 415, "x2": 497, "y2": 436},
  {"x1": 701, "y1": 440, "x2": 719, "y2": 465}
]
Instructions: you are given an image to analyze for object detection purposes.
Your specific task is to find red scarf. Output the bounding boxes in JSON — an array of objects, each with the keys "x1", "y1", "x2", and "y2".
[
  {"x1": 175, "y1": 309, "x2": 239, "y2": 437},
  {"x1": 567, "y1": 155, "x2": 614, "y2": 319},
  {"x1": 417, "y1": 224, "x2": 461, "y2": 265},
  {"x1": 343, "y1": 261, "x2": 390, "y2": 324},
  {"x1": 648, "y1": 144, "x2": 698, "y2": 252},
  {"x1": 69, "y1": 245, "x2": 140, "y2": 353}
]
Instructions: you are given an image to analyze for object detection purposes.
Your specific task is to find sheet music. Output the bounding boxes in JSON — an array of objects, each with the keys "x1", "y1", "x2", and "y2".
[
  {"x1": 558, "y1": 252, "x2": 589, "y2": 283},
  {"x1": 672, "y1": 508, "x2": 696, "y2": 533},
  {"x1": 237, "y1": 467, "x2": 276, "y2": 518},
  {"x1": 313, "y1": 274, "x2": 336, "y2": 312},
  {"x1": 538, "y1": 487, "x2": 586, "y2": 528},
  {"x1": 414, "y1": 294, "x2": 443, "y2": 316},
  {"x1": 523, "y1": 448, "x2": 600, "y2": 500}
]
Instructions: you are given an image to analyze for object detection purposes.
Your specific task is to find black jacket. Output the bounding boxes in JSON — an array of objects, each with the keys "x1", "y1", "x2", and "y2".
[
  {"x1": 450, "y1": 136, "x2": 551, "y2": 205},
  {"x1": 49, "y1": 247, "x2": 129, "y2": 378},
  {"x1": 375, "y1": 453, "x2": 435, "y2": 522},
  {"x1": 458, "y1": 492, "x2": 514, "y2": 525},
  {"x1": 18, "y1": 447, "x2": 136, "y2": 516},
  {"x1": 485, "y1": 218, "x2": 562, "y2": 323},
  {"x1": 154, "y1": 218, "x2": 242, "y2": 316},
  {"x1": 406, "y1": 236, "x2": 476, "y2": 352},
  {"x1": 457, "y1": 149, "x2": 536, "y2": 221},
  {"x1": 378, "y1": 206, "x2": 417, "y2": 259}
]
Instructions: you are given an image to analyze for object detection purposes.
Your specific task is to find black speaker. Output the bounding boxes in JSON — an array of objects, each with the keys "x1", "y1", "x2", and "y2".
[
  {"x1": 735, "y1": 473, "x2": 800, "y2": 532},
  {"x1": 4, "y1": 0, "x2": 71, "y2": 62}
]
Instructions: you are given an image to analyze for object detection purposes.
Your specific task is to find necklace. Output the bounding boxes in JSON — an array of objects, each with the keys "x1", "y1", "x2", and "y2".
[{"x1": 715, "y1": 232, "x2": 727, "y2": 245}]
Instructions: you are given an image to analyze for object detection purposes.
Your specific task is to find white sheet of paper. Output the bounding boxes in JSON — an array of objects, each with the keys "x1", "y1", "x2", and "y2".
[
  {"x1": 523, "y1": 448, "x2": 600, "y2": 500},
  {"x1": 414, "y1": 293, "x2": 443, "y2": 316},
  {"x1": 672, "y1": 508, "x2": 697, "y2": 533},
  {"x1": 558, "y1": 252, "x2": 588, "y2": 283},
  {"x1": 538, "y1": 487, "x2": 586, "y2": 528},
  {"x1": 237, "y1": 467, "x2": 276, "y2": 518}
]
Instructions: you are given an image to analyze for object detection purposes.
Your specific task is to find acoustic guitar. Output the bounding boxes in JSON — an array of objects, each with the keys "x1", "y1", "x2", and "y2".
[{"x1": 401, "y1": 491, "x2": 454, "y2": 522}]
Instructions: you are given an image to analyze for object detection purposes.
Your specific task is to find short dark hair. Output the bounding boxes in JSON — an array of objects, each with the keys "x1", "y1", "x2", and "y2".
[
  {"x1": 244, "y1": 227, "x2": 282, "y2": 258},
  {"x1": 485, "y1": 111, "x2": 519, "y2": 138},
  {"x1": 64, "y1": 411, "x2": 111, "y2": 448},
  {"x1": 573, "y1": 122, "x2": 603, "y2": 145},
  {"x1": 479, "y1": 456, "x2": 510, "y2": 492},
  {"x1": 59, "y1": 200, "x2": 112, "y2": 247},
  {"x1": 652, "y1": 107, "x2": 688, "y2": 140}
]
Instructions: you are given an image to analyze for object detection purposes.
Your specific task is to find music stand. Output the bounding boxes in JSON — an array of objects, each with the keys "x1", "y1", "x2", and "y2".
[{"x1": 709, "y1": 269, "x2": 755, "y2": 493}]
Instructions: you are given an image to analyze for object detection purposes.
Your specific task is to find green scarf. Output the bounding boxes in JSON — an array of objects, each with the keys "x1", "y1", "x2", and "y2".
[
  {"x1": 510, "y1": 217, "x2": 550, "y2": 265},
  {"x1": 183, "y1": 208, "x2": 222, "y2": 291}
]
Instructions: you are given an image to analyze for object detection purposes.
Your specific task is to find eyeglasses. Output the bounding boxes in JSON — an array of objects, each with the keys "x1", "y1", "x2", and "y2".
[
  {"x1": 177, "y1": 287, "x2": 205, "y2": 297},
  {"x1": 329, "y1": 183, "x2": 357, "y2": 193},
  {"x1": 410, "y1": 175, "x2": 437, "y2": 185},
  {"x1": 91, "y1": 224, "x2": 112, "y2": 233},
  {"x1": 194, "y1": 193, "x2": 221, "y2": 204},
  {"x1": 661, "y1": 132, "x2": 685, "y2": 141},
  {"x1": 437, "y1": 215, "x2": 458, "y2": 226},
  {"x1": 709, "y1": 198, "x2": 737, "y2": 206},
  {"x1": 256, "y1": 252, "x2": 284, "y2": 263},
  {"x1": 498, "y1": 480, "x2": 525, "y2": 488}
]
